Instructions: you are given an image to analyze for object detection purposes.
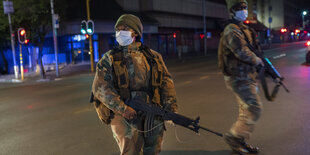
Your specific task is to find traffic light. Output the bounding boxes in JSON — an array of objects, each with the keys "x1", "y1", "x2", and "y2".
[
  {"x1": 199, "y1": 34, "x2": 204, "y2": 39},
  {"x1": 173, "y1": 33, "x2": 176, "y2": 38},
  {"x1": 81, "y1": 20, "x2": 87, "y2": 34},
  {"x1": 17, "y1": 28, "x2": 27, "y2": 44},
  {"x1": 25, "y1": 39, "x2": 29, "y2": 44},
  {"x1": 81, "y1": 20, "x2": 95, "y2": 35},
  {"x1": 87, "y1": 20, "x2": 94, "y2": 35}
]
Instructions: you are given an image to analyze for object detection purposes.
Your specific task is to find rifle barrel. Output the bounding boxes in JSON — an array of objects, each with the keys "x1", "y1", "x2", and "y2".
[
  {"x1": 280, "y1": 82, "x2": 290, "y2": 93},
  {"x1": 198, "y1": 125, "x2": 223, "y2": 137}
]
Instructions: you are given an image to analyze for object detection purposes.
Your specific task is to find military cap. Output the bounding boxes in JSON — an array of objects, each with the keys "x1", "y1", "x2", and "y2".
[{"x1": 115, "y1": 14, "x2": 143, "y2": 38}]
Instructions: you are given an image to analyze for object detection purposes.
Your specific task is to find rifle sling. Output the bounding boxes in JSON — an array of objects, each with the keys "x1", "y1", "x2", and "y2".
[{"x1": 258, "y1": 68, "x2": 281, "y2": 101}]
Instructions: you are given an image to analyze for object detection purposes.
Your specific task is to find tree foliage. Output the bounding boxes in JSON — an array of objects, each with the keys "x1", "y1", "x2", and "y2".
[{"x1": 0, "y1": 0, "x2": 68, "y2": 77}]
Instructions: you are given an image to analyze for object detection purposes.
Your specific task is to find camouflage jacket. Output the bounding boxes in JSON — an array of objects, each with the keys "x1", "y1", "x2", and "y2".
[
  {"x1": 218, "y1": 20, "x2": 261, "y2": 80},
  {"x1": 92, "y1": 42, "x2": 177, "y2": 118}
]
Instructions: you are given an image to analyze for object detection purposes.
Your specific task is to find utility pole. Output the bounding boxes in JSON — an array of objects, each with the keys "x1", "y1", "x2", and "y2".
[
  {"x1": 86, "y1": 0, "x2": 94, "y2": 72},
  {"x1": 50, "y1": 0, "x2": 59, "y2": 77},
  {"x1": 268, "y1": 4, "x2": 272, "y2": 47},
  {"x1": 302, "y1": 14, "x2": 305, "y2": 29},
  {"x1": 302, "y1": 11, "x2": 307, "y2": 29},
  {"x1": 203, "y1": 0, "x2": 207, "y2": 56},
  {"x1": 4, "y1": 0, "x2": 18, "y2": 79}
]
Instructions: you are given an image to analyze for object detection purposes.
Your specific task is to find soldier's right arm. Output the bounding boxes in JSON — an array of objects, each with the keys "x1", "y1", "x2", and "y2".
[
  {"x1": 224, "y1": 24, "x2": 260, "y2": 65},
  {"x1": 92, "y1": 51, "x2": 128, "y2": 115}
]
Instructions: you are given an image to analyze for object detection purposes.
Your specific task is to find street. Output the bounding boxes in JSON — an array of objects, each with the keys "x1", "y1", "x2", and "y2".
[{"x1": 0, "y1": 41, "x2": 309, "y2": 155}]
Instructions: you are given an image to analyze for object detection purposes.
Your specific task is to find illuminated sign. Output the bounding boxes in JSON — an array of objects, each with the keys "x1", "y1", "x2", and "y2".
[{"x1": 72, "y1": 35, "x2": 87, "y2": 41}]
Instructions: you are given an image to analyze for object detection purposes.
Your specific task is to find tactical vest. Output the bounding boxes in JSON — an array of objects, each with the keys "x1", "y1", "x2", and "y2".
[
  {"x1": 218, "y1": 21, "x2": 259, "y2": 76},
  {"x1": 111, "y1": 45, "x2": 164, "y2": 106},
  {"x1": 91, "y1": 45, "x2": 164, "y2": 125}
]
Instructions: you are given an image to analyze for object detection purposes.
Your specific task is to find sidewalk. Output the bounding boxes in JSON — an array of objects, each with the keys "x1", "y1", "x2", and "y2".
[
  {"x1": 0, "y1": 62, "x2": 94, "y2": 88},
  {"x1": 261, "y1": 41, "x2": 307, "y2": 50}
]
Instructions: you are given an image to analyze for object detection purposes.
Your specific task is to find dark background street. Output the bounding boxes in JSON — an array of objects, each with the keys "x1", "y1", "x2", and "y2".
[{"x1": 0, "y1": 41, "x2": 309, "y2": 155}]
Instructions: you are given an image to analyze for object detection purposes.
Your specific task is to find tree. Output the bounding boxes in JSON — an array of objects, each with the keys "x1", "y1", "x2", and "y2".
[
  {"x1": 10, "y1": 0, "x2": 67, "y2": 78},
  {"x1": 0, "y1": 0, "x2": 69, "y2": 77},
  {"x1": 0, "y1": 2, "x2": 11, "y2": 75}
]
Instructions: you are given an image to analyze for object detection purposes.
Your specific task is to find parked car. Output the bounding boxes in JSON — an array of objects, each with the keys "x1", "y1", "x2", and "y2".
[{"x1": 306, "y1": 41, "x2": 310, "y2": 63}]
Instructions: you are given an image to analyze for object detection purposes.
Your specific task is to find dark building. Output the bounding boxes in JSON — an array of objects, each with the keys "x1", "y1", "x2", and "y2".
[{"x1": 56, "y1": 0, "x2": 230, "y2": 65}]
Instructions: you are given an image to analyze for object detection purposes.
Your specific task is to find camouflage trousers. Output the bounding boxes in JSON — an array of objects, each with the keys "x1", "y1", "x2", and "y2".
[
  {"x1": 224, "y1": 76, "x2": 263, "y2": 140},
  {"x1": 110, "y1": 114, "x2": 164, "y2": 155}
]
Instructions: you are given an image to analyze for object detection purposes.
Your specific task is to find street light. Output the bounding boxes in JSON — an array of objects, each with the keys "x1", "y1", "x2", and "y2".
[
  {"x1": 302, "y1": 11, "x2": 308, "y2": 29},
  {"x1": 303, "y1": 11, "x2": 307, "y2": 16}
]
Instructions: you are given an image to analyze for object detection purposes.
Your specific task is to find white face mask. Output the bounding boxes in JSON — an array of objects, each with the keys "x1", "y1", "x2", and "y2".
[
  {"x1": 234, "y1": 10, "x2": 248, "y2": 22},
  {"x1": 115, "y1": 30, "x2": 134, "y2": 46}
]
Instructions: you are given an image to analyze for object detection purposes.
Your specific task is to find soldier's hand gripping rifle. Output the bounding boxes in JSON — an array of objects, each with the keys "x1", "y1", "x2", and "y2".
[
  {"x1": 240, "y1": 29, "x2": 289, "y2": 101},
  {"x1": 125, "y1": 98, "x2": 223, "y2": 137}
]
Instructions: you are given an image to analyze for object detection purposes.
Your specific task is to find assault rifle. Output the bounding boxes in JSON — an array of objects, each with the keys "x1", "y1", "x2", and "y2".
[
  {"x1": 240, "y1": 29, "x2": 289, "y2": 101},
  {"x1": 125, "y1": 99, "x2": 223, "y2": 137},
  {"x1": 258, "y1": 56, "x2": 289, "y2": 101}
]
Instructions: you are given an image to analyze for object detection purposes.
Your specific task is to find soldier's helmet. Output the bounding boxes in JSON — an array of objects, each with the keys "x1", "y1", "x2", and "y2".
[
  {"x1": 225, "y1": 0, "x2": 248, "y2": 10},
  {"x1": 115, "y1": 14, "x2": 143, "y2": 38}
]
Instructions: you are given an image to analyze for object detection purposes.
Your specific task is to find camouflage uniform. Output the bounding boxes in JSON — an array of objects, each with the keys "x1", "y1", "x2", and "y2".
[
  {"x1": 218, "y1": 20, "x2": 263, "y2": 140},
  {"x1": 92, "y1": 42, "x2": 177, "y2": 155}
]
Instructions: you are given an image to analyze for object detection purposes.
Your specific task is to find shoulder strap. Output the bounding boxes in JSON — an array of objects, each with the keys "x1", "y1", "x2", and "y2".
[{"x1": 139, "y1": 45, "x2": 163, "y2": 105}]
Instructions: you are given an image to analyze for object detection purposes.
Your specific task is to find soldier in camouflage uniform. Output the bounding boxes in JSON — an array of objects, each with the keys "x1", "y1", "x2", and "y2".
[
  {"x1": 218, "y1": 0, "x2": 264, "y2": 154},
  {"x1": 91, "y1": 14, "x2": 177, "y2": 155}
]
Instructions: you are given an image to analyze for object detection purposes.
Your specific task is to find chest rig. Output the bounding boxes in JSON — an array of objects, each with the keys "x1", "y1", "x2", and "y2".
[
  {"x1": 111, "y1": 45, "x2": 164, "y2": 106},
  {"x1": 219, "y1": 20, "x2": 258, "y2": 76}
]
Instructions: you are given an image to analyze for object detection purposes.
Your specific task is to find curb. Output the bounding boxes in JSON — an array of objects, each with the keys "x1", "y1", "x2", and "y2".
[{"x1": 0, "y1": 79, "x2": 23, "y2": 83}]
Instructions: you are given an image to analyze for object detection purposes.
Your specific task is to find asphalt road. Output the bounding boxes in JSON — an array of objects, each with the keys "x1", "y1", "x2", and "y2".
[{"x1": 0, "y1": 42, "x2": 309, "y2": 155}]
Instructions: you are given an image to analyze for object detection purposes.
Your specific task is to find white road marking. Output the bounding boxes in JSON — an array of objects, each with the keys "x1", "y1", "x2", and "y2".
[
  {"x1": 200, "y1": 76, "x2": 209, "y2": 80},
  {"x1": 184, "y1": 81, "x2": 192, "y2": 84},
  {"x1": 273, "y1": 53, "x2": 286, "y2": 59}
]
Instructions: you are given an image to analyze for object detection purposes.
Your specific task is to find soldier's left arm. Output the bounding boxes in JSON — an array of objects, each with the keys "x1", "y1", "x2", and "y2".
[{"x1": 158, "y1": 55, "x2": 178, "y2": 113}]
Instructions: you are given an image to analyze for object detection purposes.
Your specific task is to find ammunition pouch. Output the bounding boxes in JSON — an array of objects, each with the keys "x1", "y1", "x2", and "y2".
[
  {"x1": 112, "y1": 52, "x2": 130, "y2": 100},
  {"x1": 90, "y1": 93, "x2": 114, "y2": 125},
  {"x1": 151, "y1": 58, "x2": 163, "y2": 105}
]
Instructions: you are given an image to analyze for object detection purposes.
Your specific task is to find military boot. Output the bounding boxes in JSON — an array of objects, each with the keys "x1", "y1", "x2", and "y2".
[
  {"x1": 240, "y1": 141, "x2": 260, "y2": 154},
  {"x1": 223, "y1": 133, "x2": 259, "y2": 155}
]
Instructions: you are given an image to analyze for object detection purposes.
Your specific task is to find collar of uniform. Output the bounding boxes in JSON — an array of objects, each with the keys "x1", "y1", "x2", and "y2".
[
  {"x1": 128, "y1": 42, "x2": 141, "y2": 51},
  {"x1": 122, "y1": 42, "x2": 142, "y2": 52},
  {"x1": 227, "y1": 19, "x2": 248, "y2": 29},
  {"x1": 238, "y1": 22, "x2": 248, "y2": 30}
]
